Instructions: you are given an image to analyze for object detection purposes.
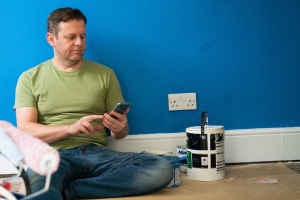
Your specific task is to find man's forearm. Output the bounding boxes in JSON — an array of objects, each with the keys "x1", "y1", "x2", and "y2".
[{"x1": 18, "y1": 122, "x2": 71, "y2": 144}]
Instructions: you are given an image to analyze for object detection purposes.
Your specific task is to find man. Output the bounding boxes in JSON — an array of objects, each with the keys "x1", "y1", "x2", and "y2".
[{"x1": 14, "y1": 7, "x2": 172, "y2": 200}]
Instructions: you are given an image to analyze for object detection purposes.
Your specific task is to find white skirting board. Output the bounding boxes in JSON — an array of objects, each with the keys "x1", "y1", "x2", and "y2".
[
  {"x1": 1, "y1": 127, "x2": 300, "y2": 174},
  {"x1": 108, "y1": 127, "x2": 300, "y2": 163}
]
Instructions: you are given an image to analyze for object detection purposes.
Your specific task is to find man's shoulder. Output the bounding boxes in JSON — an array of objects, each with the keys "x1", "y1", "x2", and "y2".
[
  {"x1": 19, "y1": 60, "x2": 52, "y2": 80},
  {"x1": 83, "y1": 59, "x2": 113, "y2": 72},
  {"x1": 23, "y1": 60, "x2": 52, "y2": 74}
]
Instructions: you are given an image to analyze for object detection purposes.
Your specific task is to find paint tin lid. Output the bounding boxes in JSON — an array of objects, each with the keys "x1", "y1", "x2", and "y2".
[{"x1": 186, "y1": 126, "x2": 224, "y2": 134}]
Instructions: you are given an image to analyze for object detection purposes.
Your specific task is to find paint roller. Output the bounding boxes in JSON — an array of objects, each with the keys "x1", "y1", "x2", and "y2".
[
  {"x1": 0, "y1": 121, "x2": 60, "y2": 176},
  {"x1": 0, "y1": 129, "x2": 23, "y2": 166}
]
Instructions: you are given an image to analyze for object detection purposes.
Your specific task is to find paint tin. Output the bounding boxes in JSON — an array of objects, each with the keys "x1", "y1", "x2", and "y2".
[
  {"x1": 186, "y1": 126, "x2": 225, "y2": 181},
  {"x1": 165, "y1": 156, "x2": 181, "y2": 187},
  {"x1": 176, "y1": 145, "x2": 187, "y2": 173}
]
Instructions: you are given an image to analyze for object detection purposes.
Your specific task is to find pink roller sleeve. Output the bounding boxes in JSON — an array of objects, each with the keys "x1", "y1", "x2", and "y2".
[{"x1": 0, "y1": 121, "x2": 60, "y2": 176}]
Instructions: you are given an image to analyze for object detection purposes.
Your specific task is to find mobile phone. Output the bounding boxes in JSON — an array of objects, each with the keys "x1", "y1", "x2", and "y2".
[{"x1": 110, "y1": 102, "x2": 131, "y2": 119}]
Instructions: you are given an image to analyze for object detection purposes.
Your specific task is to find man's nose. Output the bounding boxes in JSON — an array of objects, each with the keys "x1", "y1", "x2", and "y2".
[{"x1": 74, "y1": 37, "x2": 83, "y2": 46}]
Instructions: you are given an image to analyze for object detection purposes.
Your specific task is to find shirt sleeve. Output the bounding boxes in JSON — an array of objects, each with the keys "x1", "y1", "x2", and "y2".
[
  {"x1": 14, "y1": 72, "x2": 37, "y2": 110},
  {"x1": 105, "y1": 70, "x2": 125, "y2": 112}
]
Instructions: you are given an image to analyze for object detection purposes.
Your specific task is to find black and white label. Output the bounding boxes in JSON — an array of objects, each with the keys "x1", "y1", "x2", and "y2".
[
  {"x1": 216, "y1": 140, "x2": 225, "y2": 173},
  {"x1": 201, "y1": 157, "x2": 208, "y2": 166}
]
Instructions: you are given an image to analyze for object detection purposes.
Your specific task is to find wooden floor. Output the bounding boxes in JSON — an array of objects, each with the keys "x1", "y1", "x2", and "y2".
[
  {"x1": 4, "y1": 161, "x2": 300, "y2": 200},
  {"x1": 284, "y1": 161, "x2": 300, "y2": 174}
]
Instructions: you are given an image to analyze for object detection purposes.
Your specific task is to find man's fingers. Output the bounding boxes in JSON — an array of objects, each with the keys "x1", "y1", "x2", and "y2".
[
  {"x1": 124, "y1": 108, "x2": 130, "y2": 115},
  {"x1": 87, "y1": 115, "x2": 103, "y2": 122},
  {"x1": 94, "y1": 126, "x2": 105, "y2": 131},
  {"x1": 79, "y1": 126, "x2": 91, "y2": 136}
]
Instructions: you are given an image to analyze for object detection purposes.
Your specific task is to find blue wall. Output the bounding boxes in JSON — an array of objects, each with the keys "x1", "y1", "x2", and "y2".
[{"x1": 1, "y1": 1, "x2": 300, "y2": 134}]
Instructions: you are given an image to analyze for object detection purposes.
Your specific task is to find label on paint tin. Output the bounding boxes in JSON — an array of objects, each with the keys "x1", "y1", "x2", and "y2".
[
  {"x1": 201, "y1": 157, "x2": 208, "y2": 166},
  {"x1": 187, "y1": 151, "x2": 192, "y2": 169},
  {"x1": 176, "y1": 145, "x2": 187, "y2": 157},
  {"x1": 216, "y1": 139, "x2": 225, "y2": 173}
]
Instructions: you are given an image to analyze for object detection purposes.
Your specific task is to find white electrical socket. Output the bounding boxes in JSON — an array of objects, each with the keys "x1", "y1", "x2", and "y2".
[{"x1": 168, "y1": 93, "x2": 197, "y2": 111}]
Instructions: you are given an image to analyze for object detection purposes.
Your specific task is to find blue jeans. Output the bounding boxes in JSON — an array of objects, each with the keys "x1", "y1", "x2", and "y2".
[{"x1": 26, "y1": 144, "x2": 173, "y2": 199}]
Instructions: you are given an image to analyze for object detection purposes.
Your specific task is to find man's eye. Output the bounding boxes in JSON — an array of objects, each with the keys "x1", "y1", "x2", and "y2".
[{"x1": 81, "y1": 35, "x2": 86, "y2": 39}]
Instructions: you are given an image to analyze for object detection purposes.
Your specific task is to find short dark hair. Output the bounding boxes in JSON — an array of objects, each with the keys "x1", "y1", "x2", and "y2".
[{"x1": 47, "y1": 7, "x2": 87, "y2": 36}]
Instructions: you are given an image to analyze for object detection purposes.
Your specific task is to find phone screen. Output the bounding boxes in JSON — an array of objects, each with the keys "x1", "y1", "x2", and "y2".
[{"x1": 110, "y1": 102, "x2": 130, "y2": 119}]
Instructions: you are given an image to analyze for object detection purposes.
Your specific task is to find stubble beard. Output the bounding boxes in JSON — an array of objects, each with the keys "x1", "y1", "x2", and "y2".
[{"x1": 59, "y1": 51, "x2": 84, "y2": 68}]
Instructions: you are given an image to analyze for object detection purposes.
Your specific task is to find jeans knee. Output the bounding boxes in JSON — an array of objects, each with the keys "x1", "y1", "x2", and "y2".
[{"x1": 159, "y1": 156, "x2": 174, "y2": 184}]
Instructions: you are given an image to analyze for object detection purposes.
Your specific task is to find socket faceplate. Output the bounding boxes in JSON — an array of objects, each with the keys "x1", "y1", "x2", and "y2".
[{"x1": 168, "y1": 93, "x2": 197, "y2": 111}]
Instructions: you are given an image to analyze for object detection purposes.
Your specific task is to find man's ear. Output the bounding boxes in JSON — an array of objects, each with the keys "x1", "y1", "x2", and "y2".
[{"x1": 46, "y1": 33, "x2": 55, "y2": 47}]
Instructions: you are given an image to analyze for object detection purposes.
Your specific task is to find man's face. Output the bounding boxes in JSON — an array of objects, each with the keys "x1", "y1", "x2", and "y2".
[{"x1": 52, "y1": 19, "x2": 86, "y2": 64}]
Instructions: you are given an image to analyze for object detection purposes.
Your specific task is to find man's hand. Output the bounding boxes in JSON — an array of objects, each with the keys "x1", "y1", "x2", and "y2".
[
  {"x1": 102, "y1": 109, "x2": 130, "y2": 139},
  {"x1": 68, "y1": 115, "x2": 104, "y2": 136},
  {"x1": 16, "y1": 107, "x2": 105, "y2": 143}
]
